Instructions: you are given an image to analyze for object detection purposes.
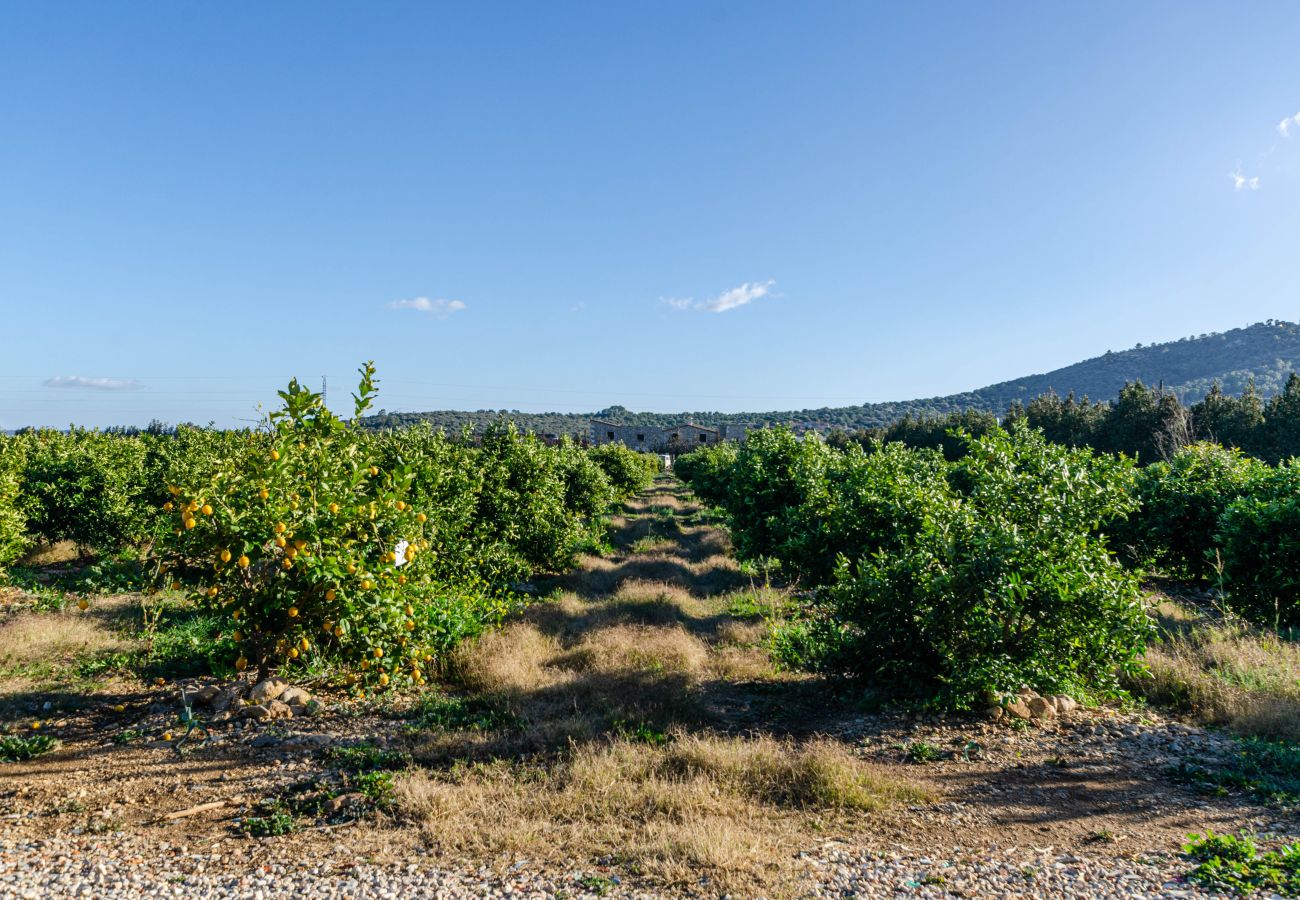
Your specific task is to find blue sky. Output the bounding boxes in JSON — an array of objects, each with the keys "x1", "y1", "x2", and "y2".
[{"x1": 2, "y1": 1, "x2": 1299, "y2": 429}]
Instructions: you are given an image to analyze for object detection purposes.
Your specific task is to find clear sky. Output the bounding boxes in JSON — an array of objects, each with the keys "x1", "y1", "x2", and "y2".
[{"x1": 2, "y1": 1, "x2": 1298, "y2": 429}]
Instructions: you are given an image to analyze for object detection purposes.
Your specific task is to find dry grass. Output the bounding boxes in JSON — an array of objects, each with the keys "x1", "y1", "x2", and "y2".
[
  {"x1": 0, "y1": 611, "x2": 131, "y2": 672},
  {"x1": 395, "y1": 732, "x2": 932, "y2": 892},
  {"x1": 1127, "y1": 600, "x2": 1300, "y2": 741}
]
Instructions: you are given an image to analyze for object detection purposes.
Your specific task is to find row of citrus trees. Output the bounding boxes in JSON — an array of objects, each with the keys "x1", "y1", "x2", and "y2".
[
  {"x1": 676, "y1": 425, "x2": 1300, "y2": 709},
  {"x1": 0, "y1": 364, "x2": 659, "y2": 691}
]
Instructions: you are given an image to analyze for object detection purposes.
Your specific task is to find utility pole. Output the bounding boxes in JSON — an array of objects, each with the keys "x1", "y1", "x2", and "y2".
[{"x1": 321, "y1": 376, "x2": 328, "y2": 408}]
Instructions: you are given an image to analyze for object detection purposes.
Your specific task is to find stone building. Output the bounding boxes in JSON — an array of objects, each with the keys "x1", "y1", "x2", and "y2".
[{"x1": 589, "y1": 420, "x2": 750, "y2": 453}]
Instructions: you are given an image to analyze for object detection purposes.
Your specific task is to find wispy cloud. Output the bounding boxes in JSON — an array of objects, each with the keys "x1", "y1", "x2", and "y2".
[
  {"x1": 1277, "y1": 111, "x2": 1300, "y2": 137},
  {"x1": 663, "y1": 280, "x2": 775, "y2": 314},
  {"x1": 386, "y1": 297, "x2": 467, "y2": 318},
  {"x1": 1229, "y1": 167, "x2": 1261, "y2": 191},
  {"x1": 43, "y1": 375, "x2": 142, "y2": 390}
]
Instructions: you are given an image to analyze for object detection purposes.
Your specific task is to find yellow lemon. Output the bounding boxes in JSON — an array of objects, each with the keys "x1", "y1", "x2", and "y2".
[
  {"x1": 258, "y1": 488, "x2": 269, "y2": 500},
  {"x1": 368, "y1": 465, "x2": 379, "y2": 476},
  {"x1": 325, "y1": 589, "x2": 337, "y2": 601},
  {"x1": 404, "y1": 605, "x2": 413, "y2": 616},
  {"x1": 372, "y1": 647, "x2": 383, "y2": 659},
  {"x1": 30, "y1": 721, "x2": 40, "y2": 730},
  {"x1": 111, "y1": 704, "x2": 125, "y2": 713},
  {"x1": 328, "y1": 503, "x2": 339, "y2": 514},
  {"x1": 405, "y1": 620, "x2": 415, "y2": 632},
  {"x1": 360, "y1": 659, "x2": 370, "y2": 671},
  {"x1": 162, "y1": 501, "x2": 174, "y2": 512},
  {"x1": 206, "y1": 586, "x2": 219, "y2": 598},
  {"x1": 288, "y1": 606, "x2": 299, "y2": 618},
  {"x1": 378, "y1": 673, "x2": 389, "y2": 686},
  {"x1": 360, "y1": 579, "x2": 372, "y2": 590},
  {"x1": 77, "y1": 599, "x2": 89, "y2": 611},
  {"x1": 333, "y1": 625, "x2": 344, "y2": 638},
  {"x1": 270, "y1": 449, "x2": 280, "y2": 461},
  {"x1": 346, "y1": 563, "x2": 357, "y2": 574},
  {"x1": 232, "y1": 630, "x2": 243, "y2": 642},
  {"x1": 231, "y1": 609, "x2": 241, "y2": 620},
  {"x1": 282, "y1": 558, "x2": 293, "y2": 570},
  {"x1": 395, "y1": 500, "x2": 406, "y2": 511},
  {"x1": 299, "y1": 637, "x2": 309, "y2": 652},
  {"x1": 238, "y1": 555, "x2": 250, "y2": 568},
  {"x1": 275, "y1": 522, "x2": 286, "y2": 534},
  {"x1": 285, "y1": 546, "x2": 297, "y2": 559},
  {"x1": 163, "y1": 731, "x2": 174, "y2": 741},
  {"x1": 236, "y1": 656, "x2": 248, "y2": 670},
  {"x1": 183, "y1": 517, "x2": 196, "y2": 530},
  {"x1": 219, "y1": 549, "x2": 232, "y2": 563},
  {"x1": 417, "y1": 513, "x2": 427, "y2": 523},
  {"x1": 289, "y1": 648, "x2": 299, "y2": 659},
  {"x1": 275, "y1": 536, "x2": 287, "y2": 548},
  {"x1": 201, "y1": 504, "x2": 213, "y2": 516}
]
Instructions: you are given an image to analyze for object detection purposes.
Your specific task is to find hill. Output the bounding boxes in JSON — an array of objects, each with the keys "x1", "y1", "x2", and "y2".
[{"x1": 361, "y1": 320, "x2": 1300, "y2": 433}]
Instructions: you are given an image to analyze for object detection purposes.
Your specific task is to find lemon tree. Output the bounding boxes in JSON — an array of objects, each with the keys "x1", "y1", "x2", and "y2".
[{"x1": 155, "y1": 363, "x2": 507, "y2": 690}]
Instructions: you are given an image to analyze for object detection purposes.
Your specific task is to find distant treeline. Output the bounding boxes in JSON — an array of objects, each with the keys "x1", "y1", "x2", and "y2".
[{"x1": 830, "y1": 376, "x2": 1300, "y2": 465}]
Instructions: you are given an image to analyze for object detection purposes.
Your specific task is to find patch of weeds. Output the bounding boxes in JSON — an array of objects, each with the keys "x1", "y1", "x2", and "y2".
[
  {"x1": 576, "y1": 874, "x2": 615, "y2": 895},
  {"x1": 357, "y1": 770, "x2": 395, "y2": 807},
  {"x1": 76, "y1": 651, "x2": 139, "y2": 679},
  {"x1": 407, "y1": 692, "x2": 518, "y2": 733},
  {"x1": 1087, "y1": 828, "x2": 1118, "y2": 845},
  {"x1": 139, "y1": 609, "x2": 235, "y2": 680},
  {"x1": 113, "y1": 729, "x2": 145, "y2": 745},
  {"x1": 240, "y1": 799, "x2": 298, "y2": 837},
  {"x1": 921, "y1": 872, "x2": 948, "y2": 886},
  {"x1": 614, "y1": 719, "x2": 672, "y2": 746},
  {"x1": 0, "y1": 733, "x2": 59, "y2": 762},
  {"x1": 1184, "y1": 831, "x2": 1300, "y2": 896},
  {"x1": 1047, "y1": 755, "x2": 1069, "y2": 767},
  {"x1": 960, "y1": 740, "x2": 983, "y2": 761},
  {"x1": 83, "y1": 815, "x2": 123, "y2": 835},
  {"x1": 325, "y1": 741, "x2": 411, "y2": 773},
  {"x1": 907, "y1": 741, "x2": 943, "y2": 764},
  {"x1": 1167, "y1": 737, "x2": 1300, "y2": 808}
]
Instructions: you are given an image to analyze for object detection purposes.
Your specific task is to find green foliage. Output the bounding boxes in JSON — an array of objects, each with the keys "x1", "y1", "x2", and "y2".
[
  {"x1": 673, "y1": 441, "x2": 738, "y2": 508},
  {"x1": 1184, "y1": 831, "x2": 1300, "y2": 896},
  {"x1": 0, "y1": 438, "x2": 28, "y2": 573},
  {"x1": 1168, "y1": 736, "x2": 1300, "y2": 809},
  {"x1": 587, "y1": 443, "x2": 660, "y2": 499},
  {"x1": 1118, "y1": 443, "x2": 1270, "y2": 577},
  {"x1": 325, "y1": 741, "x2": 412, "y2": 772},
  {"x1": 17, "y1": 429, "x2": 150, "y2": 552},
  {"x1": 1219, "y1": 464, "x2": 1300, "y2": 628},
  {"x1": 709, "y1": 425, "x2": 1150, "y2": 707},
  {"x1": 240, "y1": 799, "x2": 298, "y2": 837},
  {"x1": 357, "y1": 770, "x2": 396, "y2": 806},
  {"x1": 0, "y1": 733, "x2": 59, "y2": 762},
  {"x1": 407, "y1": 692, "x2": 518, "y2": 732}
]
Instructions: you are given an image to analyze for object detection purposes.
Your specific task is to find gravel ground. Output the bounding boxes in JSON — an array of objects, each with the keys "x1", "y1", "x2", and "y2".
[{"x1": 0, "y1": 836, "x2": 1231, "y2": 899}]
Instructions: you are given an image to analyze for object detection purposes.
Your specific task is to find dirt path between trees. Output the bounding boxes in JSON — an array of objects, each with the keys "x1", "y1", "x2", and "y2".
[{"x1": 1, "y1": 476, "x2": 1293, "y2": 897}]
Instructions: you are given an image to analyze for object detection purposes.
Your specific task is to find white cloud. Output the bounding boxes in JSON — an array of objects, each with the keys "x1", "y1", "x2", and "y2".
[
  {"x1": 43, "y1": 375, "x2": 142, "y2": 390},
  {"x1": 1229, "y1": 167, "x2": 1260, "y2": 191},
  {"x1": 1278, "y1": 112, "x2": 1300, "y2": 137},
  {"x1": 386, "y1": 297, "x2": 466, "y2": 318},
  {"x1": 663, "y1": 280, "x2": 775, "y2": 314}
]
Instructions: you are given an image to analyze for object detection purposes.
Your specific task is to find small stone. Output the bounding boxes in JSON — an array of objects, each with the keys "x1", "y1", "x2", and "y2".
[
  {"x1": 240, "y1": 703, "x2": 274, "y2": 721},
  {"x1": 1027, "y1": 697, "x2": 1056, "y2": 719},
  {"x1": 279, "y1": 687, "x2": 312, "y2": 707},
  {"x1": 984, "y1": 705, "x2": 1004, "y2": 722},
  {"x1": 1003, "y1": 700, "x2": 1033, "y2": 720},
  {"x1": 1051, "y1": 695, "x2": 1077, "y2": 714},
  {"x1": 248, "y1": 678, "x2": 289, "y2": 703}
]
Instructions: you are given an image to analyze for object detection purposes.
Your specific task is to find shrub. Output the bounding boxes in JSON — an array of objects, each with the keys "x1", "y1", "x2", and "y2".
[
  {"x1": 0, "y1": 438, "x2": 28, "y2": 572},
  {"x1": 19, "y1": 429, "x2": 150, "y2": 553},
  {"x1": 1219, "y1": 463, "x2": 1300, "y2": 628},
  {"x1": 673, "y1": 441, "x2": 738, "y2": 508},
  {"x1": 588, "y1": 443, "x2": 659, "y2": 500},
  {"x1": 781, "y1": 425, "x2": 1151, "y2": 707},
  {"x1": 1117, "y1": 443, "x2": 1269, "y2": 578},
  {"x1": 154, "y1": 363, "x2": 510, "y2": 689}
]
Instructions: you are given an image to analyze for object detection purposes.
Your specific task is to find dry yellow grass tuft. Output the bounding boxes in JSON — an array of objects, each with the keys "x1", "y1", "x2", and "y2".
[
  {"x1": 1127, "y1": 601, "x2": 1300, "y2": 741},
  {"x1": 395, "y1": 732, "x2": 932, "y2": 892},
  {"x1": 554, "y1": 623, "x2": 711, "y2": 679}
]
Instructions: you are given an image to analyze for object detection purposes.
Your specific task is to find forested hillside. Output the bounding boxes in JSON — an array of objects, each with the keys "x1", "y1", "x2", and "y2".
[{"x1": 361, "y1": 320, "x2": 1300, "y2": 433}]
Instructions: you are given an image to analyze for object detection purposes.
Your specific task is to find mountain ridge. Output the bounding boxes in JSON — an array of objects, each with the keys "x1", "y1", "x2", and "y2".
[{"x1": 362, "y1": 320, "x2": 1300, "y2": 433}]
